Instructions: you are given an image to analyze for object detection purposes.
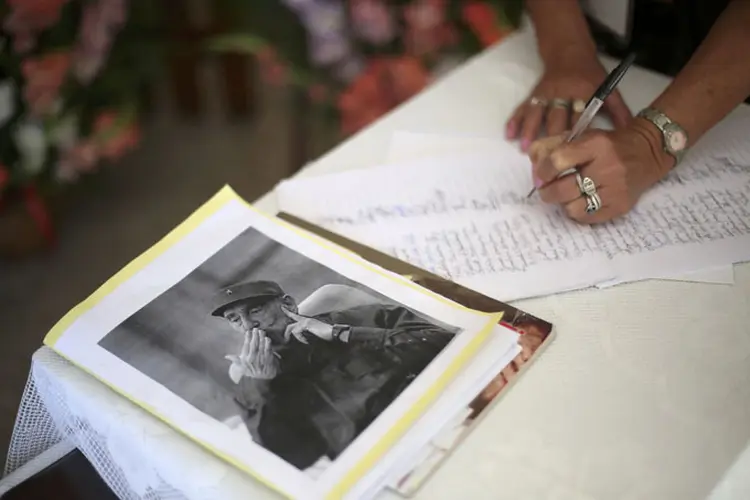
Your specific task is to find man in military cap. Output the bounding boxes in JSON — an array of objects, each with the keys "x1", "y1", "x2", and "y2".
[{"x1": 210, "y1": 280, "x2": 455, "y2": 470}]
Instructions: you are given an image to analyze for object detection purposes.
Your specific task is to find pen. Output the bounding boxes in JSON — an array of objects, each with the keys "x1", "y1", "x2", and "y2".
[{"x1": 526, "y1": 52, "x2": 637, "y2": 198}]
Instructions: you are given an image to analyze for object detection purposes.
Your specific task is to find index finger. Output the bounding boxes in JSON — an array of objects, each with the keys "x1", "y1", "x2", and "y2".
[{"x1": 281, "y1": 307, "x2": 303, "y2": 321}]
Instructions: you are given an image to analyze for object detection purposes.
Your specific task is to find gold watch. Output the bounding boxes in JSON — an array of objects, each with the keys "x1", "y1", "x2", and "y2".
[{"x1": 636, "y1": 107, "x2": 689, "y2": 164}]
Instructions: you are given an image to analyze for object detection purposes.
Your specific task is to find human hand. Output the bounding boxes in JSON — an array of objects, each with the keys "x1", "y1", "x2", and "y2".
[
  {"x1": 529, "y1": 120, "x2": 674, "y2": 223},
  {"x1": 281, "y1": 307, "x2": 334, "y2": 343},
  {"x1": 225, "y1": 328, "x2": 278, "y2": 381},
  {"x1": 506, "y1": 56, "x2": 632, "y2": 152}
]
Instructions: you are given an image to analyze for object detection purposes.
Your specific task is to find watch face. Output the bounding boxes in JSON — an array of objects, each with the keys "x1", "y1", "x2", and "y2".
[{"x1": 665, "y1": 124, "x2": 687, "y2": 152}]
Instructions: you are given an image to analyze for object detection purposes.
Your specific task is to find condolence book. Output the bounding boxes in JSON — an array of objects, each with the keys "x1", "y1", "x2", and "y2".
[{"x1": 43, "y1": 186, "x2": 553, "y2": 500}]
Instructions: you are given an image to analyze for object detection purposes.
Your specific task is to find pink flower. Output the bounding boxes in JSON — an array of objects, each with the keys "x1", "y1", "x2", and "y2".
[
  {"x1": 349, "y1": 0, "x2": 396, "y2": 46},
  {"x1": 403, "y1": 0, "x2": 456, "y2": 57},
  {"x1": 56, "y1": 141, "x2": 98, "y2": 182},
  {"x1": 73, "y1": 0, "x2": 128, "y2": 84},
  {"x1": 21, "y1": 52, "x2": 71, "y2": 116},
  {"x1": 4, "y1": 0, "x2": 69, "y2": 53},
  {"x1": 93, "y1": 111, "x2": 140, "y2": 160}
]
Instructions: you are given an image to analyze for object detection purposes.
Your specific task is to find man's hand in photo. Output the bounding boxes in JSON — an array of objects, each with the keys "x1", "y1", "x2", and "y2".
[
  {"x1": 281, "y1": 307, "x2": 334, "y2": 343},
  {"x1": 226, "y1": 328, "x2": 278, "y2": 382}
]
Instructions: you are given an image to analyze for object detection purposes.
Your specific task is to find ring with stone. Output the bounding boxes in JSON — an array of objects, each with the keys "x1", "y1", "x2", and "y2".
[
  {"x1": 529, "y1": 96, "x2": 548, "y2": 107},
  {"x1": 576, "y1": 172, "x2": 597, "y2": 196},
  {"x1": 572, "y1": 99, "x2": 587, "y2": 114},
  {"x1": 585, "y1": 193, "x2": 602, "y2": 213},
  {"x1": 550, "y1": 98, "x2": 571, "y2": 109}
]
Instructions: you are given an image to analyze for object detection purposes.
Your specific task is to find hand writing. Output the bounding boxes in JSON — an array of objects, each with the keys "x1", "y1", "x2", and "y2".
[
  {"x1": 507, "y1": 56, "x2": 631, "y2": 151},
  {"x1": 225, "y1": 328, "x2": 278, "y2": 382},
  {"x1": 281, "y1": 307, "x2": 334, "y2": 343},
  {"x1": 529, "y1": 121, "x2": 673, "y2": 223}
]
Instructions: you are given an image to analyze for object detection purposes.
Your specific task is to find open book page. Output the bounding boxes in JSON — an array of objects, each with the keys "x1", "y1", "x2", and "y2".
[
  {"x1": 385, "y1": 130, "x2": 735, "y2": 286},
  {"x1": 43, "y1": 186, "x2": 500, "y2": 500},
  {"x1": 276, "y1": 154, "x2": 617, "y2": 302}
]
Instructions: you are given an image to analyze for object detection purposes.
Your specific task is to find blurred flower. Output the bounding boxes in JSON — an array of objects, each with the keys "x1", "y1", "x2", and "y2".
[
  {"x1": 283, "y1": 0, "x2": 354, "y2": 67},
  {"x1": 21, "y1": 52, "x2": 71, "y2": 117},
  {"x1": 73, "y1": 0, "x2": 129, "y2": 84},
  {"x1": 462, "y1": 1, "x2": 504, "y2": 47},
  {"x1": 14, "y1": 120, "x2": 48, "y2": 175},
  {"x1": 404, "y1": 0, "x2": 456, "y2": 57},
  {"x1": 337, "y1": 56, "x2": 430, "y2": 135},
  {"x1": 254, "y1": 47, "x2": 289, "y2": 86},
  {"x1": 4, "y1": 0, "x2": 69, "y2": 53},
  {"x1": 93, "y1": 111, "x2": 140, "y2": 160},
  {"x1": 350, "y1": 0, "x2": 396, "y2": 46},
  {"x1": 0, "y1": 82, "x2": 17, "y2": 126},
  {"x1": 56, "y1": 141, "x2": 98, "y2": 182},
  {"x1": 388, "y1": 56, "x2": 430, "y2": 102}
]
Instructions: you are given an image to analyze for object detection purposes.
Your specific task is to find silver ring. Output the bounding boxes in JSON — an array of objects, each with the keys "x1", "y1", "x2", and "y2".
[
  {"x1": 581, "y1": 176, "x2": 597, "y2": 196},
  {"x1": 550, "y1": 98, "x2": 571, "y2": 109},
  {"x1": 572, "y1": 99, "x2": 586, "y2": 114},
  {"x1": 585, "y1": 193, "x2": 602, "y2": 213},
  {"x1": 529, "y1": 96, "x2": 548, "y2": 107}
]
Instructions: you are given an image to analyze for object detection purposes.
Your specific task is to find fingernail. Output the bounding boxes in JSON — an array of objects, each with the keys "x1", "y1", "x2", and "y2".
[
  {"x1": 521, "y1": 138, "x2": 530, "y2": 151},
  {"x1": 505, "y1": 122, "x2": 516, "y2": 138},
  {"x1": 534, "y1": 176, "x2": 544, "y2": 188}
]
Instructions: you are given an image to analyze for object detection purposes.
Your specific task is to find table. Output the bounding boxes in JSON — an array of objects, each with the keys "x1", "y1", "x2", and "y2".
[{"x1": 5, "y1": 18, "x2": 750, "y2": 500}]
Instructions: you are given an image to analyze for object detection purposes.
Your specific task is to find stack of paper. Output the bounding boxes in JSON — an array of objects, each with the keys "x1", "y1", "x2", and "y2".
[
  {"x1": 42, "y1": 186, "x2": 548, "y2": 500},
  {"x1": 276, "y1": 107, "x2": 750, "y2": 301}
]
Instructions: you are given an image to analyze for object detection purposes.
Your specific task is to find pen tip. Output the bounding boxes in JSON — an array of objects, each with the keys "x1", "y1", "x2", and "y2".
[{"x1": 526, "y1": 188, "x2": 536, "y2": 198}]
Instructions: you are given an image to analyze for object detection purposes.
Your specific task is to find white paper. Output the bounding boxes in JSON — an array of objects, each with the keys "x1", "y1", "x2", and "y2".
[
  {"x1": 277, "y1": 153, "x2": 617, "y2": 302},
  {"x1": 385, "y1": 130, "x2": 736, "y2": 286},
  {"x1": 346, "y1": 324, "x2": 522, "y2": 500}
]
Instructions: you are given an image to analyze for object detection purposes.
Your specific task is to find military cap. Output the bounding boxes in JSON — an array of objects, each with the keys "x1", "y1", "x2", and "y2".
[{"x1": 210, "y1": 280, "x2": 284, "y2": 317}]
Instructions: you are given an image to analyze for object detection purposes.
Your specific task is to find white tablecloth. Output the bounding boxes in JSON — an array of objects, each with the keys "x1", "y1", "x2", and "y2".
[{"x1": 5, "y1": 18, "x2": 750, "y2": 500}]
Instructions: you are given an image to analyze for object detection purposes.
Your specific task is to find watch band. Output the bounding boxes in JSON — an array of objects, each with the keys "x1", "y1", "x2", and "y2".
[
  {"x1": 636, "y1": 107, "x2": 689, "y2": 164},
  {"x1": 331, "y1": 324, "x2": 350, "y2": 342}
]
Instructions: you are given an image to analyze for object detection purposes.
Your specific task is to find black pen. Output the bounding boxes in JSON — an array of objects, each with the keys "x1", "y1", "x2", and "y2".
[{"x1": 526, "y1": 52, "x2": 637, "y2": 198}]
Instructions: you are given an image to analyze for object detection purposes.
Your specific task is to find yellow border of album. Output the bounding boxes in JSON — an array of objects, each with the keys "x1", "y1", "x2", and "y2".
[{"x1": 43, "y1": 185, "x2": 500, "y2": 500}]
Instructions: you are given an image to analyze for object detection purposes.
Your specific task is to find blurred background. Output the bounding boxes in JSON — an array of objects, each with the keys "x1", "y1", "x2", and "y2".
[{"x1": 0, "y1": 0, "x2": 522, "y2": 457}]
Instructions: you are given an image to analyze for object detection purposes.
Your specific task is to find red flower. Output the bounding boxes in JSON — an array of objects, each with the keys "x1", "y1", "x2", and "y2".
[
  {"x1": 21, "y1": 51, "x2": 71, "y2": 116},
  {"x1": 462, "y1": 1, "x2": 505, "y2": 47},
  {"x1": 4, "y1": 0, "x2": 69, "y2": 53},
  {"x1": 94, "y1": 111, "x2": 140, "y2": 160},
  {"x1": 337, "y1": 56, "x2": 431, "y2": 136},
  {"x1": 404, "y1": 0, "x2": 456, "y2": 57}
]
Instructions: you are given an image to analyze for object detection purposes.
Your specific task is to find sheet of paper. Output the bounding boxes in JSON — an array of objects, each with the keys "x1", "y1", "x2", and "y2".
[
  {"x1": 277, "y1": 152, "x2": 618, "y2": 302},
  {"x1": 385, "y1": 130, "x2": 736, "y2": 286},
  {"x1": 346, "y1": 324, "x2": 521, "y2": 500}
]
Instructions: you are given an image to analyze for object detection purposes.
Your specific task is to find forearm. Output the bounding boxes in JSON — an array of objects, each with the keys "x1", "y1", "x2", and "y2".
[
  {"x1": 649, "y1": 0, "x2": 750, "y2": 146},
  {"x1": 525, "y1": 0, "x2": 598, "y2": 66}
]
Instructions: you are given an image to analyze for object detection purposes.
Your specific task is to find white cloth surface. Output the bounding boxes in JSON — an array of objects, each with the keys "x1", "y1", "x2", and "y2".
[{"x1": 6, "y1": 18, "x2": 750, "y2": 500}]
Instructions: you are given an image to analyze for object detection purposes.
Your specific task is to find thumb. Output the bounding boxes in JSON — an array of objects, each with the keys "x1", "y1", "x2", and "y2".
[
  {"x1": 604, "y1": 91, "x2": 632, "y2": 129},
  {"x1": 225, "y1": 355, "x2": 240, "y2": 363}
]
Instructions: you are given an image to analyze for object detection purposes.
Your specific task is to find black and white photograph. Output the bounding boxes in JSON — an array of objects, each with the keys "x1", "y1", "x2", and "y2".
[{"x1": 98, "y1": 225, "x2": 461, "y2": 473}]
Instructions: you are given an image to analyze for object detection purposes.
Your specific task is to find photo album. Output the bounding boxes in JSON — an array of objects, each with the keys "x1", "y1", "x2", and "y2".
[{"x1": 44, "y1": 186, "x2": 554, "y2": 500}]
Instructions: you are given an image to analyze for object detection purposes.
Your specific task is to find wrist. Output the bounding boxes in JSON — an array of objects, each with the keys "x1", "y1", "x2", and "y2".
[
  {"x1": 630, "y1": 117, "x2": 676, "y2": 178},
  {"x1": 540, "y1": 39, "x2": 598, "y2": 71}
]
